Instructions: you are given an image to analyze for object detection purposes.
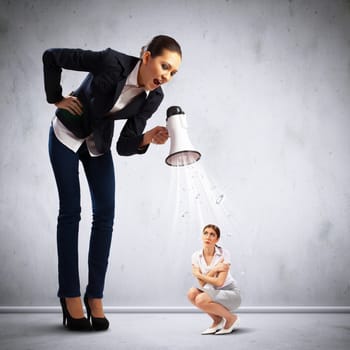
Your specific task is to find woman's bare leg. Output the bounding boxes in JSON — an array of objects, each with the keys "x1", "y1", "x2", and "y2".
[
  {"x1": 194, "y1": 292, "x2": 236, "y2": 328},
  {"x1": 187, "y1": 288, "x2": 223, "y2": 327}
]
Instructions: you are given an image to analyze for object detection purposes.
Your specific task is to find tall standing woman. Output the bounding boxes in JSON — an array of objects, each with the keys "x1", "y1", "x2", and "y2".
[{"x1": 43, "y1": 35, "x2": 182, "y2": 331}]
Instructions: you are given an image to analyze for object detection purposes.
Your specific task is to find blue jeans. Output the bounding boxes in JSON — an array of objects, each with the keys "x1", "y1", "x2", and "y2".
[{"x1": 48, "y1": 126, "x2": 115, "y2": 298}]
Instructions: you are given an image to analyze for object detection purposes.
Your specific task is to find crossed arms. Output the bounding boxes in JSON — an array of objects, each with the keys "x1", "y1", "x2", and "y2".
[{"x1": 192, "y1": 258, "x2": 230, "y2": 288}]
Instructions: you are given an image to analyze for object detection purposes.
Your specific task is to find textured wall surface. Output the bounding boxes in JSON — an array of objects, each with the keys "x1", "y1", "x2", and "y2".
[{"x1": 0, "y1": 0, "x2": 349, "y2": 307}]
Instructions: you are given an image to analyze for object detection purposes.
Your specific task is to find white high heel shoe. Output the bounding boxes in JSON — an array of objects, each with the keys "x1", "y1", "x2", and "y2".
[
  {"x1": 201, "y1": 319, "x2": 225, "y2": 335},
  {"x1": 215, "y1": 316, "x2": 240, "y2": 335}
]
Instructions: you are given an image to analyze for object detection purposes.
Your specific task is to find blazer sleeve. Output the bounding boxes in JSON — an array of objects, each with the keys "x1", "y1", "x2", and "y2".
[
  {"x1": 42, "y1": 48, "x2": 111, "y2": 104},
  {"x1": 116, "y1": 90, "x2": 164, "y2": 156}
]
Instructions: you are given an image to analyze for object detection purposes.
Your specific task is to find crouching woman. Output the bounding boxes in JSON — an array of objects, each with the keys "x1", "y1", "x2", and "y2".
[{"x1": 187, "y1": 224, "x2": 241, "y2": 335}]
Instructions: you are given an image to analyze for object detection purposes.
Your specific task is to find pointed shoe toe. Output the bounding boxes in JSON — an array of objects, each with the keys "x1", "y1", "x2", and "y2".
[
  {"x1": 201, "y1": 319, "x2": 225, "y2": 335},
  {"x1": 91, "y1": 316, "x2": 109, "y2": 331},
  {"x1": 83, "y1": 296, "x2": 109, "y2": 331},
  {"x1": 215, "y1": 316, "x2": 240, "y2": 335}
]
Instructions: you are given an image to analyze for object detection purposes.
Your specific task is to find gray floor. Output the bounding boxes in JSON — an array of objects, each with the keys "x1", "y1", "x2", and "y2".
[{"x1": 0, "y1": 313, "x2": 349, "y2": 350}]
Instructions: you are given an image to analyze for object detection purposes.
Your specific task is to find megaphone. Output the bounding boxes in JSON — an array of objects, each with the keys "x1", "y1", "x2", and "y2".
[{"x1": 165, "y1": 106, "x2": 201, "y2": 166}]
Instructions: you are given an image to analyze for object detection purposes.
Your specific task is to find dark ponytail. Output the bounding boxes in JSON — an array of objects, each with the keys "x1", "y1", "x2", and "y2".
[{"x1": 140, "y1": 35, "x2": 182, "y2": 58}]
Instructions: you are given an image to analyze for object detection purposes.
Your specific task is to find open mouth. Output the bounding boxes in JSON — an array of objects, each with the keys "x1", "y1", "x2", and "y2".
[{"x1": 153, "y1": 78, "x2": 161, "y2": 86}]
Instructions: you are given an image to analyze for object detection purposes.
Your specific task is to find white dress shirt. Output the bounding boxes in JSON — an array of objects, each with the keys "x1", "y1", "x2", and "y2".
[
  {"x1": 191, "y1": 246, "x2": 237, "y2": 289},
  {"x1": 52, "y1": 61, "x2": 149, "y2": 157}
]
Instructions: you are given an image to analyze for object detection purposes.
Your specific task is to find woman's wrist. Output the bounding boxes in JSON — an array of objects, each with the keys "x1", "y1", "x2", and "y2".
[
  {"x1": 54, "y1": 97, "x2": 64, "y2": 107},
  {"x1": 140, "y1": 131, "x2": 152, "y2": 147}
]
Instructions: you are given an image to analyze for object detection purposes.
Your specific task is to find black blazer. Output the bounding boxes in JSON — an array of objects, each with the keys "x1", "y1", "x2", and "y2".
[{"x1": 42, "y1": 48, "x2": 164, "y2": 155}]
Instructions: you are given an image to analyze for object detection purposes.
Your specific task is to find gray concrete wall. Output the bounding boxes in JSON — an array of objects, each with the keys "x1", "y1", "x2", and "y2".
[{"x1": 0, "y1": 0, "x2": 349, "y2": 307}]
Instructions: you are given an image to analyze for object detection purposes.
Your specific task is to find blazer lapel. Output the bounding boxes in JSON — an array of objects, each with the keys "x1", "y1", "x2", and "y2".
[
  {"x1": 108, "y1": 55, "x2": 142, "y2": 116},
  {"x1": 90, "y1": 78, "x2": 127, "y2": 118},
  {"x1": 111, "y1": 91, "x2": 147, "y2": 119},
  {"x1": 111, "y1": 79, "x2": 127, "y2": 108}
]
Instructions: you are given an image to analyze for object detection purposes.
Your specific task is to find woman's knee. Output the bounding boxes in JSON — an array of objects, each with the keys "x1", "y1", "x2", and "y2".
[
  {"x1": 195, "y1": 292, "x2": 211, "y2": 307},
  {"x1": 58, "y1": 206, "x2": 81, "y2": 224},
  {"x1": 92, "y1": 205, "x2": 115, "y2": 228},
  {"x1": 92, "y1": 195, "x2": 115, "y2": 223},
  {"x1": 187, "y1": 287, "x2": 199, "y2": 302}
]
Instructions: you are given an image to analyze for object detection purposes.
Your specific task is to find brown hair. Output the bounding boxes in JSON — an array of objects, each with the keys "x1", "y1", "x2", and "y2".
[
  {"x1": 140, "y1": 35, "x2": 182, "y2": 58},
  {"x1": 202, "y1": 224, "x2": 221, "y2": 239}
]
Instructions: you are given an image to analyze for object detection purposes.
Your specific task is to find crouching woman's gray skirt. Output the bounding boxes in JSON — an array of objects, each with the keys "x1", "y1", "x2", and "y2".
[{"x1": 199, "y1": 283, "x2": 241, "y2": 312}]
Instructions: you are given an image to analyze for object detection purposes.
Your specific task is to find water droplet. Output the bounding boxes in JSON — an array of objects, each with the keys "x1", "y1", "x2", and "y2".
[{"x1": 216, "y1": 194, "x2": 224, "y2": 204}]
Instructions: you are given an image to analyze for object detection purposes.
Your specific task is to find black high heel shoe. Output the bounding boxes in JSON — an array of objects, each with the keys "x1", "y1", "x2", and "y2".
[
  {"x1": 59, "y1": 298, "x2": 92, "y2": 331},
  {"x1": 83, "y1": 296, "x2": 109, "y2": 331}
]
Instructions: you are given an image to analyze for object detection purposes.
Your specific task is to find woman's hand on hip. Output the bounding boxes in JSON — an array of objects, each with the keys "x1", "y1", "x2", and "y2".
[{"x1": 54, "y1": 95, "x2": 83, "y2": 116}]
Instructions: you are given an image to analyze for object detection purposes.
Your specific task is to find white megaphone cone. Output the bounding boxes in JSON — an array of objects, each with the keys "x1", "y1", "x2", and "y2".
[{"x1": 165, "y1": 106, "x2": 201, "y2": 166}]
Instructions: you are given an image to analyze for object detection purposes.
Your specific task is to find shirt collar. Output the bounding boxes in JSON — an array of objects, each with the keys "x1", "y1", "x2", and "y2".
[
  {"x1": 126, "y1": 60, "x2": 150, "y2": 96},
  {"x1": 199, "y1": 245, "x2": 222, "y2": 258}
]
